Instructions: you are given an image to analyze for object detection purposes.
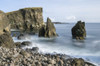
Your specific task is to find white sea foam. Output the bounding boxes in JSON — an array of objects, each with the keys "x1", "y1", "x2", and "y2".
[
  {"x1": 87, "y1": 36, "x2": 94, "y2": 38},
  {"x1": 93, "y1": 40, "x2": 100, "y2": 44}
]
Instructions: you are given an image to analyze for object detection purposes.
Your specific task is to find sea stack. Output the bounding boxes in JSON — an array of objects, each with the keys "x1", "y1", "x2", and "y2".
[
  {"x1": 39, "y1": 17, "x2": 58, "y2": 38},
  {"x1": 0, "y1": 10, "x2": 15, "y2": 48},
  {"x1": 6, "y1": 7, "x2": 44, "y2": 32},
  {"x1": 71, "y1": 21, "x2": 86, "y2": 40}
]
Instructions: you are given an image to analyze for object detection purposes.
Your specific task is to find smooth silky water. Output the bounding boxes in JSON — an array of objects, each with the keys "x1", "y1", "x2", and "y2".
[{"x1": 12, "y1": 23, "x2": 100, "y2": 66}]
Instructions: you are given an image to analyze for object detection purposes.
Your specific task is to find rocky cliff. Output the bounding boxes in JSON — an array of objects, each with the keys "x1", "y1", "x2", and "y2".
[
  {"x1": 0, "y1": 10, "x2": 14, "y2": 48},
  {"x1": 0, "y1": 10, "x2": 10, "y2": 34},
  {"x1": 6, "y1": 7, "x2": 44, "y2": 32}
]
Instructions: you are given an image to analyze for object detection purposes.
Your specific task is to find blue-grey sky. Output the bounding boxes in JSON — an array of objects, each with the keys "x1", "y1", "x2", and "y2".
[{"x1": 0, "y1": 0, "x2": 100, "y2": 23}]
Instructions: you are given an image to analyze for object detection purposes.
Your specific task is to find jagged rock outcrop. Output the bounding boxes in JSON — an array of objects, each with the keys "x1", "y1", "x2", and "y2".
[
  {"x1": 0, "y1": 10, "x2": 11, "y2": 34},
  {"x1": 71, "y1": 21, "x2": 86, "y2": 40},
  {"x1": 6, "y1": 7, "x2": 44, "y2": 32},
  {"x1": 0, "y1": 10, "x2": 15, "y2": 48},
  {"x1": 39, "y1": 17, "x2": 58, "y2": 38}
]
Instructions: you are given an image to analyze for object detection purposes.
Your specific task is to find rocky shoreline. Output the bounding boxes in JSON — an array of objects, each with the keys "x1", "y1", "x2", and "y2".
[
  {"x1": 0, "y1": 7, "x2": 96, "y2": 66},
  {"x1": 0, "y1": 46, "x2": 95, "y2": 66}
]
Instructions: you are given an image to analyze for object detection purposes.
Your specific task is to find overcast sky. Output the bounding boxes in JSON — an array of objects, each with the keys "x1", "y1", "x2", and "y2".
[{"x1": 0, "y1": 0, "x2": 100, "y2": 23}]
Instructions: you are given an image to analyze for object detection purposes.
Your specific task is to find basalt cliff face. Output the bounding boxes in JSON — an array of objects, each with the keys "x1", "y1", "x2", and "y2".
[{"x1": 6, "y1": 7, "x2": 44, "y2": 32}]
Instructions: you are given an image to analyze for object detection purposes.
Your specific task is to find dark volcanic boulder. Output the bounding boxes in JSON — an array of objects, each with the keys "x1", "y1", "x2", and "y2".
[
  {"x1": 6, "y1": 7, "x2": 44, "y2": 32},
  {"x1": 71, "y1": 21, "x2": 86, "y2": 40},
  {"x1": 39, "y1": 17, "x2": 58, "y2": 38}
]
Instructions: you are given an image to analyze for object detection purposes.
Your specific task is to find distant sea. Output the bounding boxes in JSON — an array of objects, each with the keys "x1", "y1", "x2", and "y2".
[{"x1": 13, "y1": 23, "x2": 100, "y2": 66}]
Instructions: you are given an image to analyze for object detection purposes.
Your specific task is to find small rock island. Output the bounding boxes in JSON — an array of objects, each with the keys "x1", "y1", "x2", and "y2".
[
  {"x1": 71, "y1": 21, "x2": 86, "y2": 40},
  {"x1": 39, "y1": 17, "x2": 58, "y2": 38}
]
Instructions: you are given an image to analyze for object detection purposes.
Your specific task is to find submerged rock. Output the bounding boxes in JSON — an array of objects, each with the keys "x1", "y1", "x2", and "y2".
[
  {"x1": 71, "y1": 21, "x2": 86, "y2": 40},
  {"x1": 6, "y1": 7, "x2": 44, "y2": 32},
  {"x1": 39, "y1": 17, "x2": 58, "y2": 38}
]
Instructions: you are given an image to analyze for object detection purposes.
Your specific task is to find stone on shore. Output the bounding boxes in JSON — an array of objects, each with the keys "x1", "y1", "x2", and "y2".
[
  {"x1": 39, "y1": 17, "x2": 58, "y2": 38},
  {"x1": 71, "y1": 21, "x2": 86, "y2": 40},
  {"x1": 0, "y1": 47, "x2": 95, "y2": 66}
]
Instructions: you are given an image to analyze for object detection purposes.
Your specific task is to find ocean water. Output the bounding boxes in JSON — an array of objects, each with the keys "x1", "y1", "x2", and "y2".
[{"x1": 13, "y1": 23, "x2": 100, "y2": 66}]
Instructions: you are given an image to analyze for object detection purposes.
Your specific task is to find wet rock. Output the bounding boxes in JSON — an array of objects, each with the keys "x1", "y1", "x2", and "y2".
[
  {"x1": 39, "y1": 17, "x2": 58, "y2": 38},
  {"x1": 17, "y1": 33, "x2": 25, "y2": 40},
  {"x1": 71, "y1": 21, "x2": 86, "y2": 40},
  {"x1": 31, "y1": 47, "x2": 39, "y2": 53},
  {"x1": 21, "y1": 41, "x2": 31, "y2": 46}
]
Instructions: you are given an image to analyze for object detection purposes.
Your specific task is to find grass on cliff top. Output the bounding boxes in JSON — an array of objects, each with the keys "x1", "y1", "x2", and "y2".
[
  {"x1": 6, "y1": 7, "x2": 42, "y2": 14},
  {"x1": 23, "y1": 7, "x2": 42, "y2": 9}
]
